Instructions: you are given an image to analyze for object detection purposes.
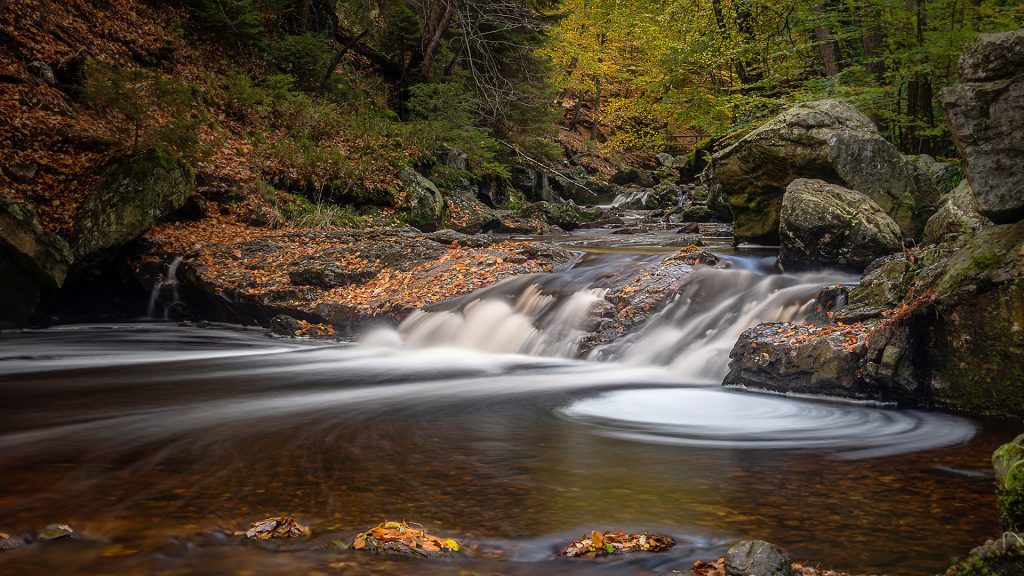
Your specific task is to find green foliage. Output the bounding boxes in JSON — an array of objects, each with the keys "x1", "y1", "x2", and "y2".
[
  {"x1": 404, "y1": 82, "x2": 504, "y2": 177},
  {"x1": 188, "y1": 0, "x2": 264, "y2": 43},
  {"x1": 80, "y1": 60, "x2": 204, "y2": 161},
  {"x1": 270, "y1": 33, "x2": 332, "y2": 89}
]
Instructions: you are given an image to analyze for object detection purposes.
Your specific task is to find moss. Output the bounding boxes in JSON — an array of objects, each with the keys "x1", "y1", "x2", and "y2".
[{"x1": 1000, "y1": 467, "x2": 1024, "y2": 531}]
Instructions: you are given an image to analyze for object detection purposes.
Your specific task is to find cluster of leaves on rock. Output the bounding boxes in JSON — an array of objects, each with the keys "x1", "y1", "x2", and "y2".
[
  {"x1": 543, "y1": 0, "x2": 1024, "y2": 155},
  {"x1": 352, "y1": 521, "x2": 460, "y2": 555},
  {"x1": 559, "y1": 530, "x2": 675, "y2": 558}
]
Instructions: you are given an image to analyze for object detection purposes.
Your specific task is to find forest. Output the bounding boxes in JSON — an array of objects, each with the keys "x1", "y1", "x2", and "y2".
[{"x1": 1, "y1": 0, "x2": 1023, "y2": 575}]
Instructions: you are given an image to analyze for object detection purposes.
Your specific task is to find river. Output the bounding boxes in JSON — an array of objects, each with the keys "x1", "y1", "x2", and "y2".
[{"x1": 0, "y1": 229, "x2": 1014, "y2": 575}]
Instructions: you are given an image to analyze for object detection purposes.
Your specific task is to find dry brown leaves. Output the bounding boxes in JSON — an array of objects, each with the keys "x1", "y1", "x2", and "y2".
[
  {"x1": 320, "y1": 242, "x2": 553, "y2": 318},
  {"x1": 240, "y1": 517, "x2": 310, "y2": 540},
  {"x1": 687, "y1": 556, "x2": 857, "y2": 576},
  {"x1": 352, "y1": 521, "x2": 460, "y2": 555},
  {"x1": 560, "y1": 530, "x2": 675, "y2": 558}
]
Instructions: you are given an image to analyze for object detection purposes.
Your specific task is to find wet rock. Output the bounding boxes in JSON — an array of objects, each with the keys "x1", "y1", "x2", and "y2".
[
  {"x1": 0, "y1": 196, "x2": 74, "y2": 326},
  {"x1": 922, "y1": 180, "x2": 992, "y2": 245},
  {"x1": 352, "y1": 521, "x2": 460, "y2": 559},
  {"x1": 520, "y1": 200, "x2": 601, "y2": 231},
  {"x1": 833, "y1": 255, "x2": 911, "y2": 323},
  {"x1": 72, "y1": 151, "x2": 193, "y2": 270},
  {"x1": 993, "y1": 434, "x2": 1024, "y2": 532},
  {"x1": 477, "y1": 173, "x2": 509, "y2": 208},
  {"x1": 511, "y1": 165, "x2": 553, "y2": 202},
  {"x1": 779, "y1": 179, "x2": 902, "y2": 272},
  {"x1": 424, "y1": 229, "x2": 495, "y2": 247},
  {"x1": 725, "y1": 540, "x2": 792, "y2": 576},
  {"x1": 707, "y1": 99, "x2": 921, "y2": 244},
  {"x1": 399, "y1": 167, "x2": 447, "y2": 231},
  {"x1": 944, "y1": 532, "x2": 1024, "y2": 576},
  {"x1": 0, "y1": 533, "x2": 26, "y2": 552},
  {"x1": 939, "y1": 30, "x2": 1024, "y2": 223},
  {"x1": 727, "y1": 220, "x2": 1024, "y2": 419},
  {"x1": 37, "y1": 524, "x2": 74, "y2": 541},
  {"x1": 242, "y1": 517, "x2": 310, "y2": 540},
  {"x1": 288, "y1": 264, "x2": 378, "y2": 289},
  {"x1": 270, "y1": 315, "x2": 303, "y2": 336},
  {"x1": 560, "y1": 530, "x2": 675, "y2": 558}
]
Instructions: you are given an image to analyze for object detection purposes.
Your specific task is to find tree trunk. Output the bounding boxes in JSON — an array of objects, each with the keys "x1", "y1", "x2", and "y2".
[
  {"x1": 321, "y1": 28, "x2": 369, "y2": 91},
  {"x1": 811, "y1": 3, "x2": 841, "y2": 76},
  {"x1": 591, "y1": 76, "x2": 602, "y2": 141},
  {"x1": 568, "y1": 92, "x2": 583, "y2": 130},
  {"x1": 417, "y1": 1, "x2": 456, "y2": 80},
  {"x1": 860, "y1": 3, "x2": 885, "y2": 79}
]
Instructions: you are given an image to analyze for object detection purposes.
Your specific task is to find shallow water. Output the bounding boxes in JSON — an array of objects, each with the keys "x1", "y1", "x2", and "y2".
[{"x1": 0, "y1": 236, "x2": 1016, "y2": 575}]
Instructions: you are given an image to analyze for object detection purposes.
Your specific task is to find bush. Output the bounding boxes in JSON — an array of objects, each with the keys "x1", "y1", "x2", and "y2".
[
  {"x1": 80, "y1": 60, "x2": 204, "y2": 161},
  {"x1": 270, "y1": 33, "x2": 332, "y2": 90},
  {"x1": 189, "y1": 0, "x2": 263, "y2": 44}
]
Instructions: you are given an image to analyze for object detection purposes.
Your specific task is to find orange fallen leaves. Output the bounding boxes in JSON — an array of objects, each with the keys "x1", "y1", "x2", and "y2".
[
  {"x1": 560, "y1": 530, "x2": 675, "y2": 558},
  {"x1": 240, "y1": 517, "x2": 310, "y2": 540},
  {"x1": 352, "y1": 521, "x2": 460, "y2": 555}
]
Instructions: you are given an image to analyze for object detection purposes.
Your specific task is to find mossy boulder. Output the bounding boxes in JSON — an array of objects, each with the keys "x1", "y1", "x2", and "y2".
[
  {"x1": 0, "y1": 196, "x2": 74, "y2": 326},
  {"x1": 399, "y1": 167, "x2": 448, "y2": 232},
  {"x1": 521, "y1": 200, "x2": 601, "y2": 231},
  {"x1": 995, "y1": 435, "x2": 1024, "y2": 532},
  {"x1": 708, "y1": 99, "x2": 921, "y2": 245},
  {"x1": 72, "y1": 150, "x2": 193, "y2": 267},
  {"x1": 944, "y1": 532, "x2": 1024, "y2": 576},
  {"x1": 779, "y1": 179, "x2": 902, "y2": 272},
  {"x1": 923, "y1": 180, "x2": 993, "y2": 245}
]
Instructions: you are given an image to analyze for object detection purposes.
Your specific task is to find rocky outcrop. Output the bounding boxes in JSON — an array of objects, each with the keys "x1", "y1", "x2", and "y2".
[
  {"x1": 0, "y1": 197, "x2": 74, "y2": 326},
  {"x1": 907, "y1": 153, "x2": 961, "y2": 205},
  {"x1": 520, "y1": 200, "x2": 601, "y2": 231},
  {"x1": 708, "y1": 99, "x2": 921, "y2": 244},
  {"x1": 724, "y1": 540, "x2": 792, "y2": 576},
  {"x1": 726, "y1": 220, "x2": 1024, "y2": 419},
  {"x1": 939, "y1": 30, "x2": 1024, "y2": 223},
  {"x1": 72, "y1": 151, "x2": 193, "y2": 268},
  {"x1": 779, "y1": 179, "x2": 902, "y2": 272},
  {"x1": 923, "y1": 180, "x2": 992, "y2": 245},
  {"x1": 399, "y1": 167, "x2": 447, "y2": 231},
  {"x1": 993, "y1": 433, "x2": 1024, "y2": 532}
]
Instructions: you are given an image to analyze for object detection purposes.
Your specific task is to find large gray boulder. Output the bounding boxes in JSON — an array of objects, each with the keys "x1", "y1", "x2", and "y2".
[
  {"x1": 72, "y1": 151, "x2": 192, "y2": 266},
  {"x1": 726, "y1": 220, "x2": 1024, "y2": 419},
  {"x1": 399, "y1": 167, "x2": 447, "y2": 231},
  {"x1": 922, "y1": 179, "x2": 992, "y2": 245},
  {"x1": 939, "y1": 30, "x2": 1024, "y2": 223},
  {"x1": 724, "y1": 540, "x2": 792, "y2": 576},
  {"x1": 779, "y1": 179, "x2": 902, "y2": 272},
  {"x1": 708, "y1": 99, "x2": 921, "y2": 244},
  {"x1": 0, "y1": 197, "x2": 74, "y2": 326}
]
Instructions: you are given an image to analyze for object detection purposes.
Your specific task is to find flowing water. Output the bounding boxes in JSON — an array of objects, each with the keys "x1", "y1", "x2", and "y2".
[{"x1": 0, "y1": 231, "x2": 1015, "y2": 576}]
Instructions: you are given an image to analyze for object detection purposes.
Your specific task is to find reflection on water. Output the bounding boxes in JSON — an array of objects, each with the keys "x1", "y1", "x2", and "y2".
[{"x1": 0, "y1": 325, "x2": 1012, "y2": 576}]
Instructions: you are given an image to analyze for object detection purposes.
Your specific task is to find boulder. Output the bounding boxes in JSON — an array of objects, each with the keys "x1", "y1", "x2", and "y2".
[
  {"x1": 520, "y1": 200, "x2": 601, "y2": 231},
  {"x1": 655, "y1": 152, "x2": 677, "y2": 168},
  {"x1": 511, "y1": 165, "x2": 553, "y2": 202},
  {"x1": 0, "y1": 196, "x2": 74, "y2": 326},
  {"x1": 724, "y1": 540, "x2": 792, "y2": 576},
  {"x1": 939, "y1": 30, "x2": 1024, "y2": 223},
  {"x1": 726, "y1": 220, "x2": 1024, "y2": 419},
  {"x1": 994, "y1": 436, "x2": 1024, "y2": 531},
  {"x1": 72, "y1": 151, "x2": 192, "y2": 267},
  {"x1": 477, "y1": 174, "x2": 509, "y2": 208},
  {"x1": 922, "y1": 180, "x2": 993, "y2": 245},
  {"x1": 779, "y1": 179, "x2": 902, "y2": 272},
  {"x1": 944, "y1": 533, "x2": 1024, "y2": 576},
  {"x1": 907, "y1": 153, "x2": 961, "y2": 205},
  {"x1": 708, "y1": 99, "x2": 920, "y2": 244},
  {"x1": 399, "y1": 167, "x2": 447, "y2": 231},
  {"x1": 610, "y1": 167, "x2": 655, "y2": 188}
]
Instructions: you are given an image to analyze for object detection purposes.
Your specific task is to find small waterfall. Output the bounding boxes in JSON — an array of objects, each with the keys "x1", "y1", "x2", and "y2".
[
  {"x1": 146, "y1": 256, "x2": 183, "y2": 320},
  {"x1": 386, "y1": 252, "x2": 856, "y2": 381},
  {"x1": 591, "y1": 268, "x2": 851, "y2": 381}
]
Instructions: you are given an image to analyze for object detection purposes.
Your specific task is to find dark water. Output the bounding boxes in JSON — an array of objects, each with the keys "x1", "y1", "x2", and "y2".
[{"x1": 0, "y1": 238, "x2": 1017, "y2": 575}]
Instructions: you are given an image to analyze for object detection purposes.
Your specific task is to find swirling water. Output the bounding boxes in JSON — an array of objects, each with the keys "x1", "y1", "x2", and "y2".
[{"x1": 0, "y1": 236, "x2": 1014, "y2": 576}]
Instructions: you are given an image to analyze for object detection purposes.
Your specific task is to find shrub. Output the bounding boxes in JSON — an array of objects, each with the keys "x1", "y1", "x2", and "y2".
[
  {"x1": 270, "y1": 33, "x2": 332, "y2": 90},
  {"x1": 80, "y1": 60, "x2": 204, "y2": 161},
  {"x1": 188, "y1": 0, "x2": 263, "y2": 44}
]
